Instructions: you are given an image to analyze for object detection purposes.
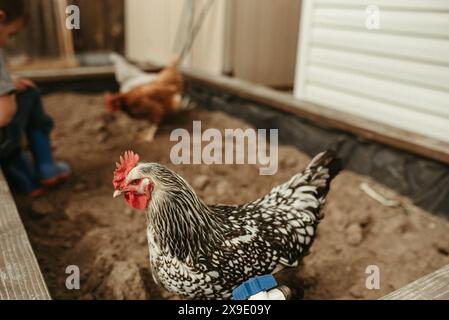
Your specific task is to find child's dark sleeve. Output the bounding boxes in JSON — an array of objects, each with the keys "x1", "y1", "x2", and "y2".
[{"x1": 0, "y1": 49, "x2": 16, "y2": 96}]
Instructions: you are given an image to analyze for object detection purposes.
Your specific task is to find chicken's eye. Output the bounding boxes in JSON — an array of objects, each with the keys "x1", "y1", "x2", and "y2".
[{"x1": 131, "y1": 179, "x2": 141, "y2": 186}]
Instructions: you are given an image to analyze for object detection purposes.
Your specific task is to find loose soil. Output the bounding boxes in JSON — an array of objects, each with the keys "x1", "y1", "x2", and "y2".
[{"x1": 14, "y1": 93, "x2": 449, "y2": 300}]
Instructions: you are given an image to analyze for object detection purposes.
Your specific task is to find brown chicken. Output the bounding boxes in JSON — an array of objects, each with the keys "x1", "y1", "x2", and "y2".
[{"x1": 104, "y1": 57, "x2": 184, "y2": 142}]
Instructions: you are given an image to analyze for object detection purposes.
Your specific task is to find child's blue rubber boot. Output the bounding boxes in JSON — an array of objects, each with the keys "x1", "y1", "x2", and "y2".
[
  {"x1": 2, "y1": 152, "x2": 44, "y2": 197},
  {"x1": 28, "y1": 130, "x2": 71, "y2": 186}
]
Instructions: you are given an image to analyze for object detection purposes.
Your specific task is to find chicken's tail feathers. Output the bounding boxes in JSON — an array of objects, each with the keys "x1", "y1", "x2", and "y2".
[
  {"x1": 308, "y1": 150, "x2": 342, "y2": 180},
  {"x1": 109, "y1": 52, "x2": 126, "y2": 64},
  {"x1": 109, "y1": 52, "x2": 149, "y2": 87},
  {"x1": 307, "y1": 150, "x2": 342, "y2": 199}
]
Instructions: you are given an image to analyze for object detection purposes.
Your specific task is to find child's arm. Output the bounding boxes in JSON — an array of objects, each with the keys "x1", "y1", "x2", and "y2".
[
  {"x1": 0, "y1": 94, "x2": 17, "y2": 127},
  {"x1": 11, "y1": 75, "x2": 36, "y2": 91},
  {"x1": 0, "y1": 48, "x2": 19, "y2": 126}
]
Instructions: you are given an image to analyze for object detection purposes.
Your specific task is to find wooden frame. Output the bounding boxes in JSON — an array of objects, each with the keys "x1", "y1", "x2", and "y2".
[
  {"x1": 10, "y1": 63, "x2": 449, "y2": 300},
  {"x1": 0, "y1": 169, "x2": 51, "y2": 300},
  {"x1": 53, "y1": 0, "x2": 77, "y2": 67},
  {"x1": 381, "y1": 264, "x2": 449, "y2": 300}
]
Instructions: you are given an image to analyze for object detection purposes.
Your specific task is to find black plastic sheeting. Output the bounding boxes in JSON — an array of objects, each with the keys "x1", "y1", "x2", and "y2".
[{"x1": 186, "y1": 83, "x2": 449, "y2": 219}]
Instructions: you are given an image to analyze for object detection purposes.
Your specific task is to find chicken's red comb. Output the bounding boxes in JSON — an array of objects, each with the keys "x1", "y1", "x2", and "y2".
[{"x1": 113, "y1": 151, "x2": 140, "y2": 189}]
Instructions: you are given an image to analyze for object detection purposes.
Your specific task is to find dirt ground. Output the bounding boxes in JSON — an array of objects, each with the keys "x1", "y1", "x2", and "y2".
[{"x1": 14, "y1": 93, "x2": 449, "y2": 300}]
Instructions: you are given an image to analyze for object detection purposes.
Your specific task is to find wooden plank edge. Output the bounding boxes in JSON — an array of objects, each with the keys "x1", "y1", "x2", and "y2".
[
  {"x1": 380, "y1": 264, "x2": 449, "y2": 300},
  {"x1": 0, "y1": 169, "x2": 51, "y2": 300}
]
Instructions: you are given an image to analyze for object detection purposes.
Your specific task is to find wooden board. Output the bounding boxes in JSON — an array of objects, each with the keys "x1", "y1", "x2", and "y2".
[
  {"x1": 7, "y1": 0, "x2": 124, "y2": 65},
  {"x1": 0, "y1": 170, "x2": 51, "y2": 300},
  {"x1": 232, "y1": 0, "x2": 302, "y2": 87},
  {"x1": 53, "y1": 0, "x2": 76, "y2": 65},
  {"x1": 72, "y1": 0, "x2": 125, "y2": 54},
  {"x1": 381, "y1": 264, "x2": 449, "y2": 300}
]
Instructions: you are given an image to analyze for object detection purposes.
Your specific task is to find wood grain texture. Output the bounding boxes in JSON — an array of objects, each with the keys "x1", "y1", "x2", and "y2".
[
  {"x1": 0, "y1": 170, "x2": 51, "y2": 300},
  {"x1": 7, "y1": 0, "x2": 124, "y2": 60},
  {"x1": 71, "y1": 0, "x2": 125, "y2": 54},
  {"x1": 381, "y1": 264, "x2": 449, "y2": 300},
  {"x1": 232, "y1": 0, "x2": 302, "y2": 87}
]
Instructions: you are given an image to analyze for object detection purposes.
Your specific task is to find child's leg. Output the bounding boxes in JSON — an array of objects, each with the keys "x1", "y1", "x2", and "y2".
[
  {"x1": 1, "y1": 88, "x2": 54, "y2": 159},
  {"x1": 0, "y1": 126, "x2": 21, "y2": 161},
  {"x1": 16, "y1": 88, "x2": 71, "y2": 185},
  {"x1": 0, "y1": 88, "x2": 66, "y2": 196},
  {"x1": 1, "y1": 88, "x2": 70, "y2": 193},
  {"x1": 15, "y1": 88, "x2": 54, "y2": 134},
  {"x1": 1, "y1": 152, "x2": 43, "y2": 197},
  {"x1": 0, "y1": 90, "x2": 39, "y2": 160},
  {"x1": 28, "y1": 130, "x2": 71, "y2": 185},
  {"x1": 0, "y1": 91, "x2": 41, "y2": 196}
]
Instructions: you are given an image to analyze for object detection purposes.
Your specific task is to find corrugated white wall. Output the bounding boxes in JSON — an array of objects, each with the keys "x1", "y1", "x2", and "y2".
[{"x1": 294, "y1": 0, "x2": 449, "y2": 143}]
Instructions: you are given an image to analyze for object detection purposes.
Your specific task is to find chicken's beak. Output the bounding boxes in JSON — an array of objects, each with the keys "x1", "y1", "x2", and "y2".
[{"x1": 113, "y1": 190, "x2": 123, "y2": 198}]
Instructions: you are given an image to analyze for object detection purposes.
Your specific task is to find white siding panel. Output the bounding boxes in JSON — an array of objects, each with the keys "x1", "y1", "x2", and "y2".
[
  {"x1": 305, "y1": 84, "x2": 449, "y2": 143},
  {"x1": 315, "y1": 0, "x2": 449, "y2": 11},
  {"x1": 307, "y1": 65, "x2": 449, "y2": 119},
  {"x1": 309, "y1": 47, "x2": 449, "y2": 91},
  {"x1": 314, "y1": 9, "x2": 449, "y2": 38},
  {"x1": 312, "y1": 28, "x2": 449, "y2": 65},
  {"x1": 294, "y1": 0, "x2": 449, "y2": 143}
]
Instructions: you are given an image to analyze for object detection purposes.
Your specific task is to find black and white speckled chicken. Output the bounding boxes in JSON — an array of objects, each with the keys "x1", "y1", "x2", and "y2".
[{"x1": 112, "y1": 150, "x2": 342, "y2": 299}]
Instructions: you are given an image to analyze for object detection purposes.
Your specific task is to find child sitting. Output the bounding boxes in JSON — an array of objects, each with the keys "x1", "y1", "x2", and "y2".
[{"x1": 0, "y1": 0, "x2": 71, "y2": 197}]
